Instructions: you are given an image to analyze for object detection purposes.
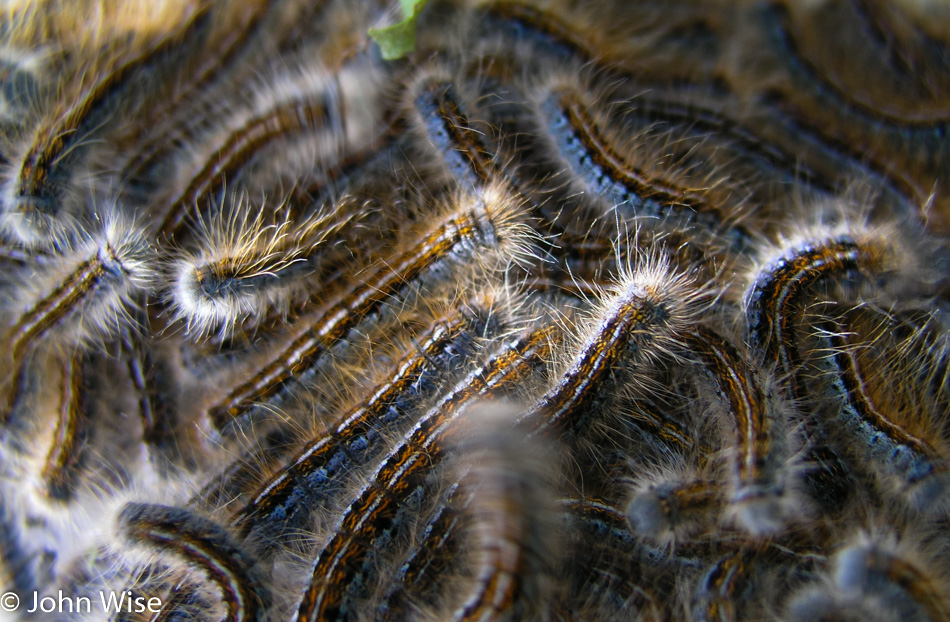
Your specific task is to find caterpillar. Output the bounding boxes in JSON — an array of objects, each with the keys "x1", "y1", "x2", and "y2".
[{"x1": 1, "y1": 1, "x2": 949, "y2": 621}]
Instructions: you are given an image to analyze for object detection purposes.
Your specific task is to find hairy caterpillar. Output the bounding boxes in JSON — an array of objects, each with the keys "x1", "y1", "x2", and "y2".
[{"x1": 1, "y1": 1, "x2": 949, "y2": 621}]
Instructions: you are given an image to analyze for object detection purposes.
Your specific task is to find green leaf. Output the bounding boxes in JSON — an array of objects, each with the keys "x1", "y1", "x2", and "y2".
[
  {"x1": 397, "y1": 0, "x2": 425, "y2": 14},
  {"x1": 369, "y1": 0, "x2": 429, "y2": 60}
]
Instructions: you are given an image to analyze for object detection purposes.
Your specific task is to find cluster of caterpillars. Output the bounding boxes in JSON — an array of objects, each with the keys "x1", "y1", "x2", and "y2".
[{"x1": 1, "y1": 0, "x2": 950, "y2": 620}]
